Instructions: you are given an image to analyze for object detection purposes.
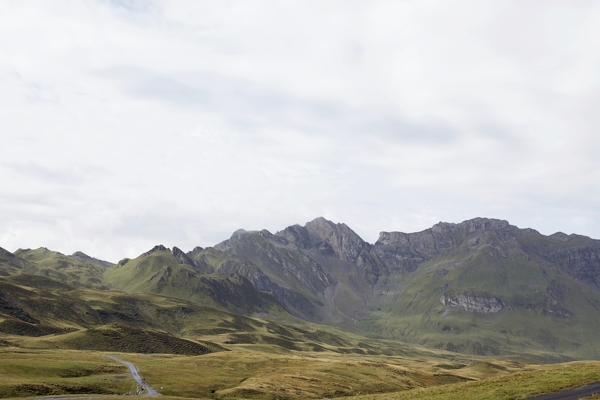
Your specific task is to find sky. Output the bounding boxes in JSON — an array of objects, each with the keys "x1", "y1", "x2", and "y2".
[{"x1": 1, "y1": 0, "x2": 600, "y2": 262}]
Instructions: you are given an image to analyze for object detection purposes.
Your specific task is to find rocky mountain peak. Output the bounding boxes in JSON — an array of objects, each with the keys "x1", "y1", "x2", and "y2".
[
  {"x1": 303, "y1": 217, "x2": 373, "y2": 265},
  {"x1": 430, "y1": 218, "x2": 510, "y2": 234},
  {"x1": 186, "y1": 246, "x2": 204, "y2": 259},
  {"x1": 145, "y1": 244, "x2": 169, "y2": 255},
  {"x1": 275, "y1": 224, "x2": 312, "y2": 249},
  {"x1": 550, "y1": 232, "x2": 577, "y2": 242},
  {"x1": 231, "y1": 229, "x2": 254, "y2": 239},
  {"x1": 213, "y1": 229, "x2": 259, "y2": 252},
  {"x1": 0, "y1": 247, "x2": 17, "y2": 258},
  {"x1": 374, "y1": 217, "x2": 511, "y2": 273},
  {"x1": 172, "y1": 246, "x2": 196, "y2": 268}
]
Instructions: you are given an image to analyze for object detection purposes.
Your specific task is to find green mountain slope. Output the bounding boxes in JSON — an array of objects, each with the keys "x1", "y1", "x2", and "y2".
[
  {"x1": 366, "y1": 219, "x2": 600, "y2": 359},
  {"x1": 104, "y1": 245, "x2": 293, "y2": 319},
  {"x1": 12, "y1": 248, "x2": 113, "y2": 288},
  {"x1": 0, "y1": 274, "x2": 423, "y2": 361},
  {"x1": 0, "y1": 247, "x2": 35, "y2": 276}
]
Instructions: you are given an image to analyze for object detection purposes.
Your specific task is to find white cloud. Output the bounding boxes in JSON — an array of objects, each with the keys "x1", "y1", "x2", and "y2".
[{"x1": 1, "y1": 0, "x2": 599, "y2": 262}]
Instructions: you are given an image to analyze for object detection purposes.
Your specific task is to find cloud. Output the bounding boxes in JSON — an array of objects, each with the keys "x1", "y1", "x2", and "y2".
[
  {"x1": 1, "y1": 162, "x2": 85, "y2": 185},
  {"x1": 101, "y1": 66, "x2": 459, "y2": 146},
  {"x1": 0, "y1": 0, "x2": 599, "y2": 261}
]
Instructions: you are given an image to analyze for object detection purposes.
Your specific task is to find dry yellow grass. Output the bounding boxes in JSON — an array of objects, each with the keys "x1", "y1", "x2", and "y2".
[
  {"x1": 352, "y1": 361, "x2": 600, "y2": 400},
  {"x1": 0, "y1": 348, "x2": 134, "y2": 398},
  {"x1": 2, "y1": 344, "x2": 600, "y2": 400}
]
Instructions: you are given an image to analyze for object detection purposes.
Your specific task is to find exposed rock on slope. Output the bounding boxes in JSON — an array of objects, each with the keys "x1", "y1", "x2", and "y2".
[
  {"x1": 440, "y1": 294, "x2": 510, "y2": 313},
  {"x1": 374, "y1": 218, "x2": 511, "y2": 272}
]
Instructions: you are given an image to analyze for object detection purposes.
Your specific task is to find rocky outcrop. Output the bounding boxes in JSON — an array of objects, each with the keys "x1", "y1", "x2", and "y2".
[
  {"x1": 217, "y1": 260, "x2": 274, "y2": 292},
  {"x1": 523, "y1": 234, "x2": 600, "y2": 289},
  {"x1": 214, "y1": 227, "x2": 336, "y2": 293},
  {"x1": 216, "y1": 259, "x2": 319, "y2": 318},
  {"x1": 172, "y1": 246, "x2": 196, "y2": 267},
  {"x1": 440, "y1": 293, "x2": 509, "y2": 313},
  {"x1": 375, "y1": 218, "x2": 512, "y2": 272},
  {"x1": 303, "y1": 217, "x2": 371, "y2": 263},
  {"x1": 276, "y1": 224, "x2": 313, "y2": 249},
  {"x1": 144, "y1": 245, "x2": 168, "y2": 255},
  {"x1": 187, "y1": 246, "x2": 204, "y2": 258},
  {"x1": 278, "y1": 217, "x2": 388, "y2": 285}
]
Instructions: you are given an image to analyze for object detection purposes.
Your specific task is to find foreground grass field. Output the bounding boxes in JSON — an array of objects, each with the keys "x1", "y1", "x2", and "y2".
[
  {"x1": 0, "y1": 349, "x2": 134, "y2": 398},
  {"x1": 353, "y1": 361, "x2": 600, "y2": 400},
  {"x1": 3, "y1": 345, "x2": 600, "y2": 400}
]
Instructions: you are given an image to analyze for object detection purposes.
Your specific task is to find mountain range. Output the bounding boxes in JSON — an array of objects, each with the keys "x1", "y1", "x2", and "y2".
[{"x1": 2, "y1": 217, "x2": 600, "y2": 360}]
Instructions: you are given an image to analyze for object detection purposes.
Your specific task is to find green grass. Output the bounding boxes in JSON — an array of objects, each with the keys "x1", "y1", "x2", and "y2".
[
  {"x1": 43, "y1": 323, "x2": 219, "y2": 355},
  {"x1": 14, "y1": 248, "x2": 111, "y2": 289},
  {"x1": 2, "y1": 347, "x2": 598, "y2": 400},
  {"x1": 0, "y1": 349, "x2": 133, "y2": 398},
  {"x1": 354, "y1": 361, "x2": 600, "y2": 400}
]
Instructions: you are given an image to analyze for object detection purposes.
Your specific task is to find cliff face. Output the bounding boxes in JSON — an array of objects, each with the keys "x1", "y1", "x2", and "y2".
[
  {"x1": 212, "y1": 217, "x2": 600, "y2": 323},
  {"x1": 374, "y1": 218, "x2": 512, "y2": 272},
  {"x1": 524, "y1": 236, "x2": 600, "y2": 289},
  {"x1": 440, "y1": 293, "x2": 510, "y2": 313}
]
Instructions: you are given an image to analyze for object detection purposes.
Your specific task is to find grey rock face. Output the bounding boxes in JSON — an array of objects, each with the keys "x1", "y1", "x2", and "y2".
[
  {"x1": 276, "y1": 224, "x2": 312, "y2": 249},
  {"x1": 217, "y1": 260, "x2": 273, "y2": 292},
  {"x1": 545, "y1": 244, "x2": 600, "y2": 288},
  {"x1": 187, "y1": 246, "x2": 204, "y2": 257},
  {"x1": 304, "y1": 217, "x2": 369, "y2": 262},
  {"x1": 440, "y1": 293, "x2": 509, "y2": 313},
  {"x1": 216, "y1": 259, "x2": 318, "y2": 318},
  {"x1": 172, "y1": 246, "x2": 196, "y2": 268},
  {"x1": 374, "y1": 218, "x2": 512, "y2": 272},
  {"x1": 299, "y1": 217, "x2": 387, "y2": 284},
  {"x1": 523, "y1": 234, "x2": 600, "y2": 289},
  {"x1": 145, "y1": 245, "x2": 169, "y2": 255}
]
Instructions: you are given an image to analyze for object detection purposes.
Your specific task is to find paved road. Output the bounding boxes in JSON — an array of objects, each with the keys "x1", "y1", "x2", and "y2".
[
  {"x1": 106, "y1": 356, "x2": 159, "y2": 396},
  {"x1": 527, "y1": 381, "x2": 600, "y2": 400},
  {"x1": 39, "y1": 356, "x2": 159, "y2": 400}
]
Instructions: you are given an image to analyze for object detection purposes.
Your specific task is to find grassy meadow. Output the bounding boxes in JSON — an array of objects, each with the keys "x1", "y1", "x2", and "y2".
[{"x1": 3, "y1": 340, "x2": 600, "y2": 400}]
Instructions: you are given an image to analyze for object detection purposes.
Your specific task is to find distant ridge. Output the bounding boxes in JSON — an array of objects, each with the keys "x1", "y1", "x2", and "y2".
[{"x1": 2, "y1": 217, "x2": 600, "y2": 359}]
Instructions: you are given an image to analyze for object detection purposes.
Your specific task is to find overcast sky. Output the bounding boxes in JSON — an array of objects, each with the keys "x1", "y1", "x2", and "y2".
[{"x1": 1, "y1": 0, "x2": 599, "y2": 262}]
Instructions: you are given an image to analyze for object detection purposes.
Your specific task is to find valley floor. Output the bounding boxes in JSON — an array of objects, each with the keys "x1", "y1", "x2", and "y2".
[{"x1": 2, "y1": 346, "x2": 600, "y2": 400}]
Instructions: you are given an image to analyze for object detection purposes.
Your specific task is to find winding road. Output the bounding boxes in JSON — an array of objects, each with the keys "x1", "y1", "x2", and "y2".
[
  {"x1": 106, "y1": 356, "x2": 159, "y2": 396},
  {"x1": 38, "y1": 356, "x2": 159, "y2": 400},
  {"x1": 527, "y1": 381, "x2": 600, "y2": 400}
]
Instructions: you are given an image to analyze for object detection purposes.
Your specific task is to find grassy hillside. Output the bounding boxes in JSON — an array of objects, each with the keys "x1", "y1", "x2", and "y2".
[
  {"x1": 0, "y1": 350, "x2": 133, "y2": 398},
  {"x1": 0, "y1": 247, "x2": 35, "y2": 277},
  {"x1": 353, "y1": 361, "x2": 600, "y2": 400},
  {"x1": 3, "y1": 346, "x2": 599, "y2": 400},
  {"x1": 104, "y1": 247, "x2": 294, "y2": 319},
  {"x1": 0, "y1": 274, "x2": 270, "y2": 336},
  {"x1": 0, "y1": 273, "x2": 426, "y2": 360},
  {"x1": 40, "y1": 323, "x2": 217, "y2": 355},
  {"x1": 13, "y1": 247, "x2": 112, "y2": 288}
]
